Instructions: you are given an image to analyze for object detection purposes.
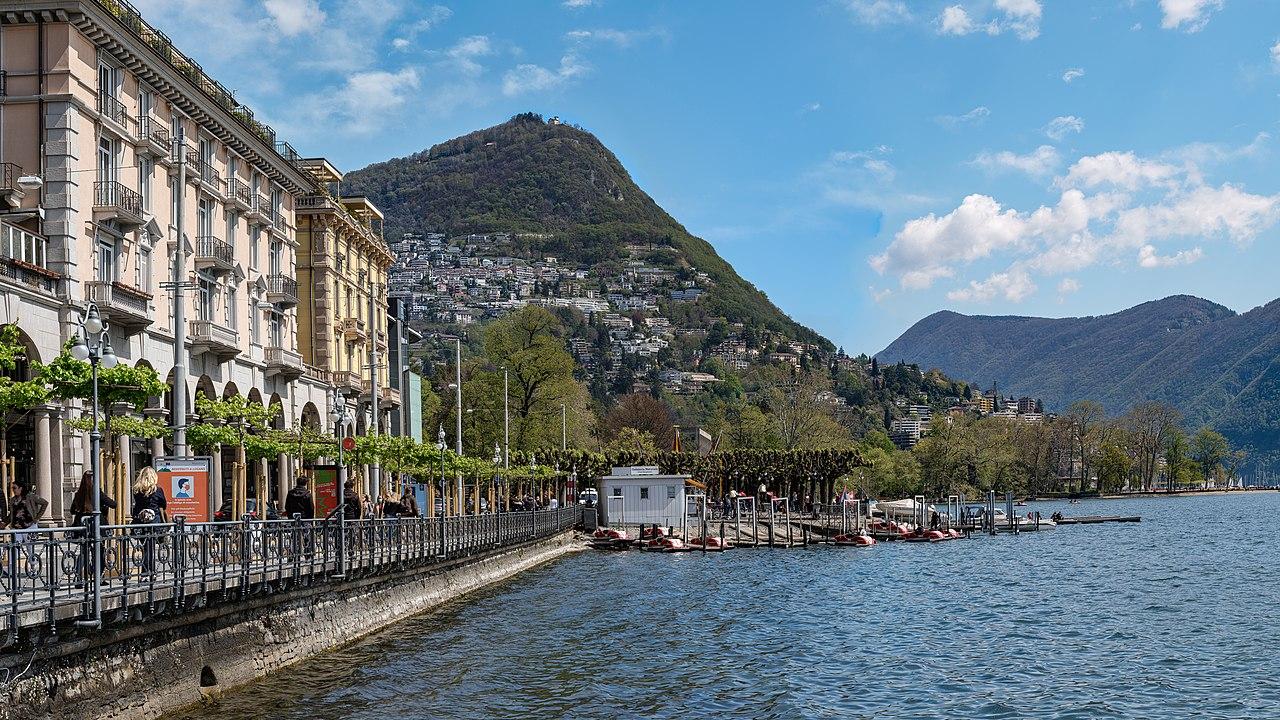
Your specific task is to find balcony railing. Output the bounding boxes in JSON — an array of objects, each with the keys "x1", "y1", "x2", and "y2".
[
  {"x1": 193, "y1": 236, "x2": 234, "y2": 273},
  {"x1": 226, "y1": 178, "x2": 252, "y2": 208},
  {"x1": 339, "y1": 317, "x2": 367, "y2": 342},
  {"x1": 97, "y1": 93, "x2": 131, "y2": 130},
  {"x1": 332, "y1": 370, "x2": 361, "y2": 394},
  {"x1": 0, "y1": 258, "x2": 59, "y2": 295},
  {"x1": 265, "y1": 345, "x2": 304, "y2": 379},
  {"x1": 92, "y1": 181, "x2": 145, "y2": 229},
  {"x1": 272, "y1": 211, "x2": 288, "y2": 234},
  {"x1": 189, "y1": 319, "x2": 239, "y2": 360},
  {"x1": 250, "y1": 194, "x2": 271, "y2": 222},
  {"x1": 296, "y1": 193, "x2": 337, "y2": 211},
  {"x1": 303, "y1": 363, "x2": 330, "y2": 385},
  {"x1": 85, "y1": 281, "x2": 152, "y2": 331},
  {"x1": 200, "y1": 164, "x2": 222, "y2": 191},
  {"x1": 267, "y1": 274, "x2": 298, "y2": 306}
]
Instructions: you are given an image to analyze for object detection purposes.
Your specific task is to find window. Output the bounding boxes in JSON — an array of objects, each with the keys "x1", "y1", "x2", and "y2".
[
  {"x1": 97, "y1": 236, "x2": 116, "y2": 283},
  {"x1": 271, "y1": 188, "x2": 282, "y2": 219},
  {"x1": 138, "y1": 157, "x2": 151, "y2": 211},
  {"x1": 612, "y1": 488, "x2": 622, "y2": 497},
  {"x1": 269, "y1": 240, "x2": 282, "y2": 276},
  {"x1": 225, "y1": 285, "x2": 237, "y2": 330},
  {"x1": 197, "y1": 197, "x2": 213, "y2": 237},
  {"x1": 249, "y1": 295, "x2": 261, "y2": 344},
  {"x1": 249, "y1": 226, "x2": 260, "y2": 269},
  {"x1": 136, "y1": 245, "x2": 151, "y2": 292},
  {"x1": 96, "y1": 136, "x2": 115, "y2": 184},
  {"x1": 226, "y1": 211, "x2": 237, "y2": 246},
  {"x1": 197, "y1": 271, "x2": 215, "y2": 322},
  {"x1": 199, "y1": 138, "x2": 214, "y2": 182},
  {"x1": 171, "y1": 113, "x2": 182, "y2": 143},
  {"x1": 667, "y1": 486, "x2": 677, "y2": 499},
  {"x1": 229, "y1": 156, "x2": 238, "y2": 184},
  {"x1": 639, "y1": 487, "x2": 649, "y2": 500},
  {"x1": 98, "y1": 63, "x2": 114, "y2": 100},
  {"x1": 269, "y1": 311, "x2": 283, "y2": 348},
  {"x1": 139, "y1": 89, "x2": 153, "y2": 120}
]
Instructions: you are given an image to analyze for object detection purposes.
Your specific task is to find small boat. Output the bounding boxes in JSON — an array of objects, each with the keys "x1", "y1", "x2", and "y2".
[
  {"x1": 832, "y1": 533, "x2": 876, "y2": 547},
  {"x1": 1014, "y1": 501, "x2": 1027, "y2": 507},
  {"x1": 687, "y1": 536, "x2": 731, "y2": 551},
  {"x1": 589, "y1": 527, "x2": 632, "y2": 550},
  {"x1": 643, "y1": 536, "x2": 691, "y2": 553}
]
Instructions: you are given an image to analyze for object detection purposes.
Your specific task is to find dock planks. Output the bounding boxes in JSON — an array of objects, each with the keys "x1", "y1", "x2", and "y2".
[{"x1": 1055, "y1": 515, "x2": 1141, "y2": 524}]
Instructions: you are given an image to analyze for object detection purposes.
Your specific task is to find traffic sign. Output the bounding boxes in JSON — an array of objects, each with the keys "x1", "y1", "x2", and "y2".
[{"x1": 342, "y1": 437, "x2": 356, "y2": 452}]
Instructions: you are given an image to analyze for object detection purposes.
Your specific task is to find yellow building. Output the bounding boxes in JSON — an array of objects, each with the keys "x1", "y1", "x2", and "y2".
[{"x1": 295, "y1": 160, "x2": 398, "y2": 435}]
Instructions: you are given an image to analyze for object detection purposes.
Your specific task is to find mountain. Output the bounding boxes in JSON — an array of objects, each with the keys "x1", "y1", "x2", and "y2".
[
  {"x1": 877, "y1": 295, "x2": 1280, "y2": 463},
  {"x1": 344, "y1": 113, "x2": 830, "y2": 349}
]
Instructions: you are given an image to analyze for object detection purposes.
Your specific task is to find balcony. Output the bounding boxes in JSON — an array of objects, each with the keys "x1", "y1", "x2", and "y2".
[
  {"x1": 267, "y1": 274, "x2": 298, "y2": 307},
  {"x1": 295, "y1": 193, "x2": 338, "y2": 213},
  {"x1": 271, "y1": 211, "x2": 289, "y2": 239},
  {"x1": 97, "y1": 93, "x2": 133, "y2": 135},
  {"x1": 374, "y1": 329, "x2": 388, "y2": 350},
  {"x1": 339, "y1": 317, "x2": 367, "y2": 342},
  {"x1": 359, "y1": 380, "x2": 401, "y2": 408},
  {"x1": 193, "y1": 236, "x2": 235, "y2": 274},
  {"x1": 1, "y1": 162, "x2": 26, "y2": 209},
  {"x1": 189, "y1": 319, "x2": 240, "y2": 361},
  {"x1": 226, "y1": 178, "x2": 252, "y2": 210},
  {"x1": 302, "y1": 364, "x2": 330, "y2": 385},
  {"x1": 264, "y1": 345, "x2": 305, "y2": 380},
  {"x1": 92, "y1": 181, "x2": 145, "y2": 230},
  {"x1": 332, "y1": 370, "x2": 361, "y2": 396},
  {"x1": 137, "y1": 116, "x2": 171, "y2": 160},
  {"x1": 199, "y1": 165, "x2": 223, "y2": 197},
  {"x1": 248, "y1": 194, "x2": 271, "y2": 224},
  {"x1": 85, "y1": 281, "x2": 152, "y2": 333}
]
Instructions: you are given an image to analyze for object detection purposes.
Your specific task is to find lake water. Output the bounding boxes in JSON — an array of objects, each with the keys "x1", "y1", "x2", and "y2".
[{"x1": 166, "y1": 493, "x2": 1280, "y2": 719}]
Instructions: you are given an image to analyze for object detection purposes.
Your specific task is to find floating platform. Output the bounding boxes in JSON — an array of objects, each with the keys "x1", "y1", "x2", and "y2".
[{"x1": 1055, "y1": 515, "x2": 1141, "y2": 524}]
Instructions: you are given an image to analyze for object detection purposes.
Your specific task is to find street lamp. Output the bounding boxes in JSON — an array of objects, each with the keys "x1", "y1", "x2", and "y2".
[
  {"x1": 70, "y1": 303, "x2": 117, "y2": 630},
  {"x1": 328, "y1": 388, "x2": 354, "y2": 578},
  {"x1": 492, "y1": 443, "x2": 502, "y2": 514},
  {"x1": 437, "y1": 424, "x2": 446, "y2": 515}
]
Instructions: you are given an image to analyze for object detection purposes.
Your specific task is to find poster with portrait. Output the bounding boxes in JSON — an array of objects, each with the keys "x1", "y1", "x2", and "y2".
[{"x1": 154, "y1": 456, "x2": 211, "y2": 522}]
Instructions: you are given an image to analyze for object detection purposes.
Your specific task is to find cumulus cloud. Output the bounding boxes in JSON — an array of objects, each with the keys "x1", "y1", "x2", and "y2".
[
  {"x1": 391, "y1": 5, "x2": 452, "y2": 49},
  {"x1": 937, "y1": 0, "x2": 1041, "y2": 40},
  {"x1": 1159, "y1": 0, "x2": 1224, "y2": 32},
  {"x1": 971, "y1": 145, "x2": 1061, "y2": 178},
  {"x1": 1056, "y1": 277, "x2": 1081, "y2": 300},
  {"x1": 562, "y1": 0, "x2": 598, "y2": 7},
  {"x1": 936, "y1": 106, "x2": 991, "y2": 128},
  {"x1": 1138, "y1": 245, "x2": 1204, "y2": 267},
  {"x1": 947, "y1": 268, "x2": 1037, "y2": 303},
  {"x1": 1044, "y1": 115, "x2": 1085, "y2": 141},
  {"x1": 502, "y1": 54, "x2": 589, "y2": 96},
  {"x1": 1059, "y1": 151, "x2": 1180, "y2": 190},
  {"x1": 1272, "y1": 41, "x2": 1280, "y2": 70},
  {"x1": 844, "y1": 0, "x2": 911, "y2": 25},
  {"x1": 1062, "y1": 67, "x2": 1085, "y2": 83},
  {"x1": 297, "y1": 67, "x2": 420, "y2": 134},
  {"x1": 565, "y1": 27, "x2": 667, "y2": 47},
  {"x1": 264, "y1": 0, "x2": 325, "y2": 37}
]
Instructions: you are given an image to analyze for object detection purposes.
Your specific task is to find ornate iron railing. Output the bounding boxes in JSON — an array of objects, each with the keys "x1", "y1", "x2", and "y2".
[{"x1": 0, "y1": 507, "x2": 579, "y2": 643}]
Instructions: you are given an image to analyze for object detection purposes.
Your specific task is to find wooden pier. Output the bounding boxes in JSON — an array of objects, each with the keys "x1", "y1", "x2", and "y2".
[{"x1": 1054, "y1": 515, "x2": 1141, "y2": 524}]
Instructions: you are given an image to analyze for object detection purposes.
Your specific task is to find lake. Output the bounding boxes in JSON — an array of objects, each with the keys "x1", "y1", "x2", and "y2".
[{"x1": 165, "y1": 493, "x2": 1280, "y2": 719}]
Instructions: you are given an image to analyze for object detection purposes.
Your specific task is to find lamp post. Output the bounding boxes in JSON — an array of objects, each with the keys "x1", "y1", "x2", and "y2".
[
  {"x1": 492, "y1": 443, "x2": 501, "y2": 515},
  {"x1": 561, "y1": 403, "x2": 567, "y2": 452},
  {"x1": 437, "y1": 424, "x2": 446, "y2": 515},
  {"x1": 70, "y1": 303, "x2": 118, "y2": 629},
  {"x1": 530, "y1": 456, "x2": 538, "y2": 508},
  {"x1": 501, "y1": 366, "x2": 509, "y2": 471},
  {"x1": 328, "y1": 388, "x2": 353, "y2": 578}
]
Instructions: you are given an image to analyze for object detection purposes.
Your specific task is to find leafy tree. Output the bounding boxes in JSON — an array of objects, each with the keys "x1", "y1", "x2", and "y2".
[
  {"x1": 602, "y1": 394, "x2": 673, "y2": 448},
  {"x1": 1096, "y1": 441, "x2": 1132, "y2": 493},
  {"x1": 605, "y1": 427, "x2": 659, "y2": 454},
  {"x1": 1190, "y1": 427, "x2": 1229, "y2": 488},
  {"x1": 0, "y1": 325, "x2": 49, "y2": 461},
  {"x1": 1123, "y1": 401, "x2": 1183, "y2": 491}
]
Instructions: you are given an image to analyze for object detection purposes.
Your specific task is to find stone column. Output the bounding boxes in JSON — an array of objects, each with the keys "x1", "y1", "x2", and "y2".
[
  {"x1": 118, "y1": 432, "x2": 132, "y2": 491},
  {"x1": 277, "y1": 452, "x2": 288, "y2": 506},
  {"x1": 34, "y1": 406, "x2": 53, "y2": 527},
  {"x1": 49, "y1": 408, "x2": 67, "y2": 525}
]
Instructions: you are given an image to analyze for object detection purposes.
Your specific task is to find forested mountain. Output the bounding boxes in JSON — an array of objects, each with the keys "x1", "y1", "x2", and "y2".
[
  {"x1": 877, "y1": 295, "x2": 1280, "y2": 465},
  {"x1": 344, "y1": 113, "x2": 828, "y2": 348}
]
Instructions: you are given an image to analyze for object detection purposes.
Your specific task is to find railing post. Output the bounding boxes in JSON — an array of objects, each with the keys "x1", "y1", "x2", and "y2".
[
  {"x1": 239, "y1": 515, "x2": 251, "y2": 598},
  {"x1": 173, "y1": 517, "x2": 187, "y2": 612}
]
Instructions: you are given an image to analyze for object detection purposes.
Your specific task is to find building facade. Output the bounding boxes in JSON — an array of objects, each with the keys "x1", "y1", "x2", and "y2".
[{"x1": 0, "y1": 0, "x2": 363, "y2": 522}]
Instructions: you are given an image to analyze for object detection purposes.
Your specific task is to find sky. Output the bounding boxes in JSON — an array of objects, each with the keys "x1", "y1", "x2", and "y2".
[{"x1": 134, "y1": 0, "x2": 1280, "y2": 353}]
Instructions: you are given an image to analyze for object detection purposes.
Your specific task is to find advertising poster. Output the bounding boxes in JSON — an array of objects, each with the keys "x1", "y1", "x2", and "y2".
[
  {"x1": 314, "y1": 465, "x2": 338, "y2": 517},
  {"x1": 154, "y1": 456, "x2": 211, "y2": 522}
]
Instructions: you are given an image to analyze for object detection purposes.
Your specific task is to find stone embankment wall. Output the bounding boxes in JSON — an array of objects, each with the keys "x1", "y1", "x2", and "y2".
[{"x1": 0, "y1": 531, "x2": 579, "y2": 720}]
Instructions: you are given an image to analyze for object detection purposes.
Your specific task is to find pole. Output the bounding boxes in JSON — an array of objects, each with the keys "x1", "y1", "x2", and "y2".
[
  {"x1": 368, "y1": 276, "x2": 380, "y2": 500},
  {"x1": 89, "y1": 356, "x2": 102, "y2": 626},
  {"x1": 454, "y1": 338, "x2": 462, "y2": 516},
  {"x1": 502, "y1": 367, "x2": 509, "y2": 470},
  {"x1": 561, "y1": 403, "x2": 566, "y2": 451},
  {"x1": 172, "y1": 127, "x2": 188, "y2": 456},
  {"x1": 335, "y1": 414, "x2": 347, "y2": 578}
]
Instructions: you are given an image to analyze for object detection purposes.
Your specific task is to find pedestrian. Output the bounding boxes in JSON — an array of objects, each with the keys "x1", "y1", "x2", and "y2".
[
  {"x1": 130, "y1": 467, "x2": 167, "y2": 578},
  {"x1": 400, "y1": 487, "x2": 419, "y2": 518},
  {"x1": 4, "y1": 480, "x2": 48, "y2": 575},
  {"x1": 284, "y1": 476, "x2": 314, "y2": 519},
  {"x1": 69, "y1": 471, "x2": 116, "y2": 584},
  {"x1": 381, "y1": 489, "x2": 405, "y2": 518}
]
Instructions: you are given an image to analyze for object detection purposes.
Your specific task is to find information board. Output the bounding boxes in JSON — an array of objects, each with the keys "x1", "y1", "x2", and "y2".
[{"x1": 154, "y1": 456, "x2": 211, "y2": 523}]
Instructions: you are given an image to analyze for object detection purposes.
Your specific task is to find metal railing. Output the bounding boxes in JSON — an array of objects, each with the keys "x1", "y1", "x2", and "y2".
[
  {"x1": 227, "y1": 178, "x2": 252, "y2": 206},
  {"x1": 193, "y1": 235, "x2": 234, "y2": 267},
  {"x1": 85, "y1": 280, "x2": 150, "y2": 315},
  {"x1": 93, "y1": 181, "x2": 143, "y2": 216},
  {"x1": 0, "y1": 507, "x2": 578, "y2": 642},
  {"x1": 267, "y1": 274, "x2": 298, "y2": 302},
  {"x1": 97, "y1": 93, "x2": 130, "y2": 129},
  {"x1": 0, "y1": 162, "x2": 21, "y2": 192},
  {"x1": 138, "y1": 115, "x2": 170, "y2": 150}
]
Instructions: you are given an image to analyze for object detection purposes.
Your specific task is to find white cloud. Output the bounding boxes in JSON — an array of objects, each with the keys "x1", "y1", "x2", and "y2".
[
  {"x1": 936, "y1": 106, "x2": 991, "y2": 127},
  {"x1": 565, "y1": 28, "x2": 667, "y2": 48},
  {"x1": 1138, "y1": 244, "x2": 1203, "y2": 267},
  {"x1": 947, "y1": 268, "x2": 1037, "y2": 303},
  {"x1": 1159, "y1": 0, "x2": 1224, "y2": 33},
  {"x1": 937, "y1": 1, "x2": 1041, "y2": 40},
  {"x1": 802, "y1": 102, "x2": 822, "y2": 113},
  {"x1": 1113, "y1": 184, "x2": 1280, "y2": 248},
  {"x1": 870, "y1": 286, "x2": 893, "y2": 303},
  {"x1": 1272, "y1": 41, "x2": 1280, "y2": 70},
  {"x1": 1057, "y1": 277, "x2": 1081, "y2": 298},
  {"x1": 1044, "y1": 115, "x2": 1084, "y2": 141},
  {"x1": 871, "y1": 194, "x2": 1029, "y2": 289},
  {"x1": 263, "y1": 0, "x2": 325, "y2": 37},
  {"x1": 972, "y1": 145, "x2": 1060, "y2": 178},
  {"x1": 1059, "y1": 151, "x2": 1180, "y2": 190},
  {"x1": 392, "y1": 5, "x2": 452, "y2": 49},
  {"x1": 1062, "y1": 67, "x2": 1085, "y2": 83},
  {"x1": 298, "y1": 67, "x2": 420, "y2": 135},
  {"x1": 502, "y1": 54, "x2": 589, "y2": 96},
  {"x1": 562, "y1": 0, "x2": 598, "y2": 7},
  {"x1": 844, "y1": 0, "x2": 911, "y2": 25}
]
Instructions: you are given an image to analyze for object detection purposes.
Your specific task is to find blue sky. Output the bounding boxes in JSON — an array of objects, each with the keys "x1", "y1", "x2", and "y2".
[{"x1": 137, "y1": 0, "x2": 1280, "y2": 353}]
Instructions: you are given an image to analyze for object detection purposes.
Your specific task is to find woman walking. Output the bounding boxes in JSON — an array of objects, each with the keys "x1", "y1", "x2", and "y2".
[
  {"x1": 131, "y1": 467, "x2": 167, "y2": 579},
  {"x1": 69, "y1": 471, "x2": 116, "y2": 585}
]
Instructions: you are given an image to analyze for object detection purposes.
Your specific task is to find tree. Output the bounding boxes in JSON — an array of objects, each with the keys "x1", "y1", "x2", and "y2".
[
  {"x1": 1064, "y1": 400, "x2": 1106, "y2": 492},
  {"x1": 602, "y1": 394, "x2": 674, "y2": 448},
  {"x1": 763, "y1": 373, "x2": 850, "y2": 450},
  {"x1": 0, "y1": 325, "x2": 49, "y2": 465},
  {"x1": 1190, "y1": 427, "x2": 1229, "y2": 488},
  {"x1": 605, "y1": 427, "x2": 658, "y2": 454},
  {"x1": 1096, "y1": 441, "x2": 1132, "y2": 493},
  {"x1": 1122, "y1": 401, "x2": 1182, "y2": 491}
]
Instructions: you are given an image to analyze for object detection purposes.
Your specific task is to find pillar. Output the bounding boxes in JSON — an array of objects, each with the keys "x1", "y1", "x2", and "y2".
[
  {"x1": 48, "y1": 407, "x2": 67, "y2": 524},
  {"x1": 211, "y1": 446, "x2": 223, "y2": 516},
  {"x1": 118, "y1": 432, "x2": 132, "y2": 491},
  {"x1": 34, "y1": 406, "x2": 53, "y2": 526},
  {"x1": 277, "y1": 452, "x2": 288, "y2": 506}
]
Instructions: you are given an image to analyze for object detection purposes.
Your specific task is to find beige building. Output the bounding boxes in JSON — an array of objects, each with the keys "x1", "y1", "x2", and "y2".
[{"x1": 0, "y1": 0, "x2": 341, "y2": 522}]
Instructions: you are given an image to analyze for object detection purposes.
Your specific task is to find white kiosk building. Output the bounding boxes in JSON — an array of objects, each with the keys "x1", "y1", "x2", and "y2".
[{"x1": 599, "y1": 466, "x2": 692, "y2": 528}]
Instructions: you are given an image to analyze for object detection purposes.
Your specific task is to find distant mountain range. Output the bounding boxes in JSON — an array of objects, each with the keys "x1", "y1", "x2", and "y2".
[
  {"x1": 878, "y1": 295, "x2": 1280, "y2": 464},
  {"x1": 344, "y1": 113, "x2": 829, "y2": 348}
]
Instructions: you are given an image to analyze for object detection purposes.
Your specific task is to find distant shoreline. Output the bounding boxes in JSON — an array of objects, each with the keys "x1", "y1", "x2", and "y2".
[{"x1": 1035, "y1": 488, "x2": 1276, "y2": 502}]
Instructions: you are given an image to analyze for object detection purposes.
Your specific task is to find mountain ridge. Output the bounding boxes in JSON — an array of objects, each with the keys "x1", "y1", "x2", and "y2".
[{"x1": 878, "y1": 294, "x2": 1279, "y2": 465}]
